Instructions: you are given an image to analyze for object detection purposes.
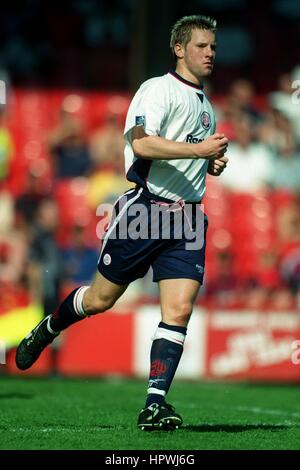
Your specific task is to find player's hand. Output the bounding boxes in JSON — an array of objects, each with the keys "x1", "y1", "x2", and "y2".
[
  {"x1": 207, "y1": 155, "x2": 228, "y2": 176},
  {"x1": 195, "y1": 133, "x2": 228, "y2": 159}
]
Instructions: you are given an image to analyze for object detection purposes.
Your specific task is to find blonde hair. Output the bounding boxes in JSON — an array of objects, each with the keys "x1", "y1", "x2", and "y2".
[{"x1": 170, "y1": 15, "x2": 217, "y2": 59}]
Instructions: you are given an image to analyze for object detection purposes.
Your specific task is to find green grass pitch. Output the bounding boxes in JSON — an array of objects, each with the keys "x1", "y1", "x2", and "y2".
[{"x1": 1, "y1": 376, "x2": 300, "y2": 450}]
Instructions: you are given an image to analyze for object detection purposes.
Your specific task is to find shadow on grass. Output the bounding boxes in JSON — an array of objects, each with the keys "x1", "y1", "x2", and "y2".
[{"x1": 183, "y1": 423, "x2": 294, "y2": 433}]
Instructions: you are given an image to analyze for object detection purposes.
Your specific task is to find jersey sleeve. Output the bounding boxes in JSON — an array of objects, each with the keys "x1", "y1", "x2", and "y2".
[{"x1": 124, "y1": 79, "x2": 171, "y2": 141}]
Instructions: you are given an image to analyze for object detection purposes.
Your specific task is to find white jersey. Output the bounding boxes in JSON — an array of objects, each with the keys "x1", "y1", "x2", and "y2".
[{"x1": 124, "y1": 71, "x2": 216, "y2": 202}]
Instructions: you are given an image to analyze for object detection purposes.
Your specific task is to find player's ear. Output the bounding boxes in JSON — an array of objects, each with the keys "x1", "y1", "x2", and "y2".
[{"x1": 174, "y1": 43, "x2": 184, "y2": 59}]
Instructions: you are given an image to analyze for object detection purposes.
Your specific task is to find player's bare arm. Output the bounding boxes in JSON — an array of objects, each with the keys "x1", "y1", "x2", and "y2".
[{"x1": 131, "y1": 125, "x2": 228, "y2": 160}]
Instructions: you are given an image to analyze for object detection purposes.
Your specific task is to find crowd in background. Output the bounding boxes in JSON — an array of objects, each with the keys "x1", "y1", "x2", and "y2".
[
  {"x1": 1, "y1": 0, "x2": 300, "y2": 93},
  {"x1": 1, "y1": 69, "x2": 300, "y2": 315}
]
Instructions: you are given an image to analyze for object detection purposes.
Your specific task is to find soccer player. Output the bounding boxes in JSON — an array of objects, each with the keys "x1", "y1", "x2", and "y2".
[{"x1": 16, "y1": 15, "x2": 228, "y2": 431}]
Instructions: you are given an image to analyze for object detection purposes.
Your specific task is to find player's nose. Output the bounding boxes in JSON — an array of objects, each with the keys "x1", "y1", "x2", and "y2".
[{"x1": 205, "y1": 46, "x2": 215, "y2": 57}]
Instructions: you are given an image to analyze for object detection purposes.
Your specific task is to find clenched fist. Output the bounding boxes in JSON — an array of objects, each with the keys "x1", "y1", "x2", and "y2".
[{"x1": 207, "y1": 155, "x2": 228, "y2": 176}]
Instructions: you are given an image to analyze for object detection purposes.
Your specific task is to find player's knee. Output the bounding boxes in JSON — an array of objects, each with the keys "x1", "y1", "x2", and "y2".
[
  {"x1": 84, "y1": 291, "x2": 116, "y2": 315},
  {"x1": 165, "y1": 301, "x2": 193, "y2": 326},
  {"x1": 177, "y1": 302, "x2": 193, "y2": 324}
]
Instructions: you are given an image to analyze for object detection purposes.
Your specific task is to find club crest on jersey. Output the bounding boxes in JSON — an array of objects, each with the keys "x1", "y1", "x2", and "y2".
[
  {"x1": 201, "y1": 111, "x2": 211, "y2": 130},
  {"x1": 135, "y1": 115, "x2": 145, "y2": 126}
]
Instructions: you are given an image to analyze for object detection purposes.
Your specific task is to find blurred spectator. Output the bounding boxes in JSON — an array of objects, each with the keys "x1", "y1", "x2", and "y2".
[
  {"x1": 276, "y1": 195, "x2": 300, "y2": 244},
  {"x1": 89, "y1": 114, "x2": 125, "y2": 172},
  {"x1": 0, "y1": 106, "x2": 14, "y2": 184},
  {"x1": 61, "y1": 224, "x2": 99, "y2": 286},
  {"x1": 15, "y1": 170, "x2": 51, "y2": 229},
  {"x1": 276, "y1": 195, "x2": 300, "y2": 293},
  {"x1": 250, "y1": 250, "x2": 282, "y2": 292},
  {"x1": 269, "y1": 287, "x2": 295, "y2": 310},
  {"x1": 26, "y1": 197, "x2": 64, "y2": 374},
  {"x1": 216, "y1": 79, "x2": 262, "y2": 139},
  {"x1": 279, "y1": 246, "x2": 300, "y2": 294},
  {"x1": 241, "y1": 286, "x2": 269, "y2": 309},
  {"x1": 0, "y1": 190, "x2": 14, "y2": 236},
  {"x1": 27, "y1": 198, "x2": 63, "y2": 315},
  {"x1": 269, "y1": 72, "x2": 300, "y2": 144},
  {"x1": 48, "y1": 108, "x2": 91, "y2": 179},
  {"x1": 257, "y1": 108, "x2": 295, "y2": 154},
  {"x1": 205, "y1": 251, "x2": 239, "y2": 307},
  {"x1": 215, "y1": 105, "x2": 242, "y2": 141},
  {"x1": 219, "y1": 116, "x2": 274, "y2": 192},
  {"x1": 0, "y1": 232, "x2": 27, "y2": 285},
  {"x1": 227, "y1": 79, "x2": 262, "y2": 123},
  {"x1": 87, "y1": 169, "x2": 133, "y2": 209},
  {"x1": 87, "y1": 169, "x2": 132, "y2": 209},
  {"x1": 272, "y1": 142, "x2": 300, "y2": 191},
  {"x1": 87, "y1": 115, "x2": 131, "y2": 206},
  {"x1": 0, "y1": 202, "x2": 28, "y2": 285}
]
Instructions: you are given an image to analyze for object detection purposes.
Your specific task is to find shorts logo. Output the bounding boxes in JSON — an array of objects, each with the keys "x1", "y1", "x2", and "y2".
[
  {"x1": 103, "y1": 253, "x2": 111, "y2": 265},
  {"x1": 135, "y1": 115, "x2": 145, "y2": 126},
  {"x1": 195, "y1": 264, "x2": 204, "y2": 274},
  {"x1": 201, "y1": 111, "x2": 211, "y2": 130}
]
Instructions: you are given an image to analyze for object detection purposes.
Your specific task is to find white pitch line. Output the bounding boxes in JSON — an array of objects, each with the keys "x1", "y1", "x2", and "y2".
[
  {"x1": 177, "y1": 402, "x2": 300, "y2": 423},
  {"x1": 232, "y1": 406, "x2": 300, "y2": 420},
  {"x1": 1, "y1": 426, "x2": 122, "y2": 433}
]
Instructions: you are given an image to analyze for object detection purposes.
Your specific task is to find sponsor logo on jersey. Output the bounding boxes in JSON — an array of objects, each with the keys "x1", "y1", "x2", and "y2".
[
  {"x1": 185, "y1": 134, "x2": 204, "y2": 144},
  {"x1": 135, "y1": 115, "x2": 145, "y2": 126},
  {"x1": 201, "y1": 111, "x2": 211, "y2": 130}
]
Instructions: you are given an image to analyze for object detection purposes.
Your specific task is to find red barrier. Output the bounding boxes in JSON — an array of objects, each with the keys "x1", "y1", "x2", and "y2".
[{"x1": 5, "y1": 307, "x2": 300, "y2": 381}]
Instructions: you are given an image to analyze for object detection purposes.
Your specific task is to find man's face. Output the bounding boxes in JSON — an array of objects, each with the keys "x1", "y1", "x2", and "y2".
[{"x1": 177, "y1": 28, "x2": 216, "y2": 79}]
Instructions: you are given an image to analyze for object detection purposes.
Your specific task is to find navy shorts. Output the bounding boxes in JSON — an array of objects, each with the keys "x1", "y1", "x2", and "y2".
[{"x1": 98, "y1": 187, "x2": 208, "y2": 285}]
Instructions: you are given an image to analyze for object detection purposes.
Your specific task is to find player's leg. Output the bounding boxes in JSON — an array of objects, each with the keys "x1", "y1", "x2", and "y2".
[
  {"x1": 138, "y1": 278, "x2": 200, "y2": 430},
  {"x1": 148, "y1": 277, "x2": 199, "y2": 397},
  {"x1": 50, "y1": 271, "x2": 128, "y2": 331},
  {"x1": 16, "y1": 186, "x2": 152, "y2": 371},
  {"x1": 147, "y1": 207, "x2": 207, "y2": 403},
  {"x1": 159, "y1": 277, "x2": 200, "y2": 326},
  {"x1": 15, "y1": 272, "x2": 127, "y2": 370},
  {"x1": 138, "y1": 206, "x2": 207, "y2": 430}
]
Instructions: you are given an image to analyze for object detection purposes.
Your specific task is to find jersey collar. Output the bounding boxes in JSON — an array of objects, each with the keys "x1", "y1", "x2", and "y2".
[{"x1": 169, "y1": 71, "x2": 204, "y2": 90}]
